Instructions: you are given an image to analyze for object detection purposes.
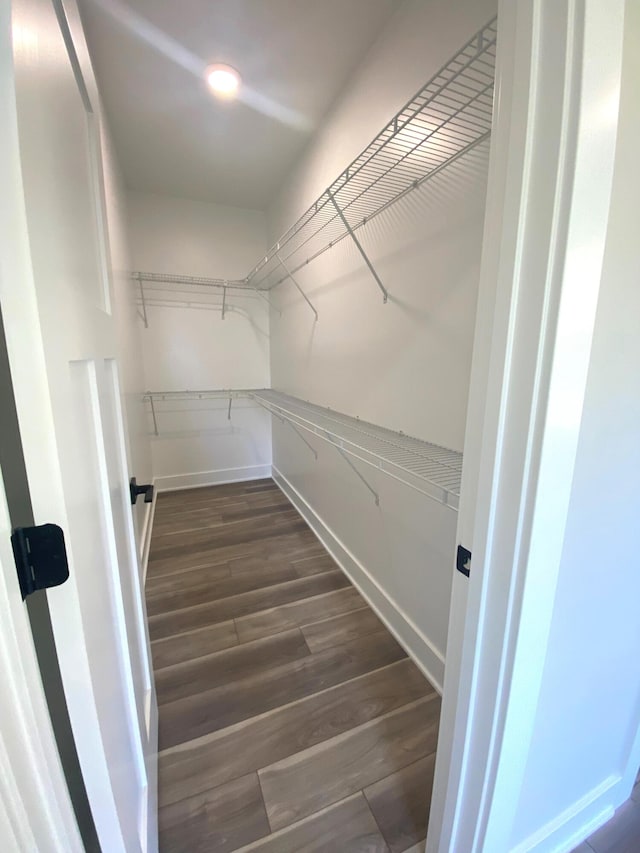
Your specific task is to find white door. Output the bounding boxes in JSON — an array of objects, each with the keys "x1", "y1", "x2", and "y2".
[{"x1": 3, "y1": 1, "x2": 157, "y2": 851}]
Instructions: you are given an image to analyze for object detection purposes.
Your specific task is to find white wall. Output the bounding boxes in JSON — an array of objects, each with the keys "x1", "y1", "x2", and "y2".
[
  {"x1": 126, "y1": 191, "x2": 271, "y2": 490},
  {"x1": 510, "y1": 3, "x2": 640, "y2": 847},
  {"x1": 268, "y1": 0, "x2": 495, "y2": 687}
]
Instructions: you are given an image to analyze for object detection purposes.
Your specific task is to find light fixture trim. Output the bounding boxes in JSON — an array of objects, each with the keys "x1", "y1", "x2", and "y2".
[{"x1": 205, "y1": 63, "x2": 241, "y2": 98}]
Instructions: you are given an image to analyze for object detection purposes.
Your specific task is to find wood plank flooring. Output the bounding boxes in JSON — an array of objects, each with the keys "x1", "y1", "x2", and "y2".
[{"x1": 147, "y1": 479, "x2": 439, "y2": 853}]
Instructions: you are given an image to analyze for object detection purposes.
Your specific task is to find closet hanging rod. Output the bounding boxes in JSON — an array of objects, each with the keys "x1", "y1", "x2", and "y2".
[{"x1": 243, "y1": 16, "x2": 497, "y2": 295}]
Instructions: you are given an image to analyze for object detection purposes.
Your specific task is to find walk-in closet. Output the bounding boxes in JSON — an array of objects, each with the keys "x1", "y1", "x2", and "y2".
[
  {"x1": 6, "y1": 0, "x2": 639, "y2": 851},
  {"x1": 121, "y1": 6, "x2": 496, "y2": 848}
]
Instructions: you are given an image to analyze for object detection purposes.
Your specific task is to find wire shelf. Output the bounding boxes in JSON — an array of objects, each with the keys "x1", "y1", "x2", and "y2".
[
  {"x1": 253, "y1": 390, "x2": 462, "y2": 509},
  {"x1": 142, "y1": 389, "x2": 263, "y2": 435},
  {"x1": 133, "y1": 272, "x2": 250, "y2": 290},
  {"x1": 131, "y1": 272, "x2": 277, "y2": 325},
  {"x1": 245, "y1": 17, "x2": 496, "y2": 294}
]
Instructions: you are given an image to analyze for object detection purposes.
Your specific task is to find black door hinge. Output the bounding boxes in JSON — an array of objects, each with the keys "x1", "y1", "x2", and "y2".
[
  {"x1": 456, "y1": 544, "x2": 471, "y2": 578},
  {"x1": 11, "y1": 524, "x2": 70, "y2": 600}
]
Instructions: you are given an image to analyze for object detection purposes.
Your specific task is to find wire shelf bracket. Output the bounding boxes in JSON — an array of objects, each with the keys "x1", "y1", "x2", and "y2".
[
  {"x1": 276, "y1": 255, "x2": 318, "y2": 320},
  {"x1": 136, "y1": 273, "x2": 149, "y2": 328},
  {"x1": 148, "y1": 393, "x2": 158, "y2": 435},
  {"x1": 327, "y1": 190, "x2": 387, "y2": 303},
  {"x1": 332, "y1": 438, "x2": 380, "y2": 505}
]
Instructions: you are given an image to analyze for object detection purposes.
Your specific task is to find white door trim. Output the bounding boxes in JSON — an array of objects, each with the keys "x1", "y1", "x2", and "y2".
[{"x1": 428, "y1": 1, "x2": 627, "y2": 851}]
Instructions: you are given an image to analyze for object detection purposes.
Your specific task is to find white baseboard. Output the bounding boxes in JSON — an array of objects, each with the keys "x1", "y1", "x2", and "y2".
[
  {"x1": 152, "y1": 464, "x2": 272, "y2": 493},
  {"x1": 273, "y1": 466, "x2": 445, "y2": 693},
  {"x1": 140, "y1": 498, "x2": 156, "y2": 585},
  {"x1": 512, "y1": 775, "x2": 618, "y2": 853}
]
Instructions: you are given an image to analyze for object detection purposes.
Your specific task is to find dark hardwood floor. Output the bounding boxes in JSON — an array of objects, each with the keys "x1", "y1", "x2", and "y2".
[{"x1": 147, "y1": 479, "x2": 439, "y2": 853}]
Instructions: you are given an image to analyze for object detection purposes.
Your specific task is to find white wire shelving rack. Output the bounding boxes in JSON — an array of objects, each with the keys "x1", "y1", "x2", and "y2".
[
  {"x1": 131, "y1": 18, "x2": 497, "y2": 319},
  {"x1": 244, "y1": 17, "x2": 497, "y2": 305},
  {"x1": 142, "y1": 389, "x2": 260, "y2": 436},
  {"x1": 141, "y1": 388, "x2": 463, "y2": 508},
  {"x1": 132, "y1": 272, "x2": 277, "y2": 328},
  {"x1": 252, "y1": 390, "x2": 463, "y2": 510}
]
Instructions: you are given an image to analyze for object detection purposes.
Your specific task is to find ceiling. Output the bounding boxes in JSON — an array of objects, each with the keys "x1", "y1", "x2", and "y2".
[{"x1": 79, "y1": 0, "x2": 400, "y2": 210}]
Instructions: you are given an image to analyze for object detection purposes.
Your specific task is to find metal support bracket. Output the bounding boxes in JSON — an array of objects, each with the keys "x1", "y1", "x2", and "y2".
[
  {"x1": 222, "y1": 283, "x2": 227, "y2": 320},
  {"x1": 287, "y1": 421, "x2": 318, "y2": 459},
  {"x1": 331, "y1": 439, "x2": 380, "y2": 505},
  {"x1": 137, "y1": 274, "x2": 149, "y2": 327},
  {"x1": 277, "y1": 255, "x2": 318, "y2": 320},
  {"x1": 227, "y1": 395, "x2": 232, "y2": 420},
  {"x1": 146, "y1": 394, "x2": 159, "y2": 436},
  {"x1": 253, "y1": 398, "x2": 318, "y2": 459},
  {"x1": 327, "y1": 190, "x2": 388, "y2": 304}
]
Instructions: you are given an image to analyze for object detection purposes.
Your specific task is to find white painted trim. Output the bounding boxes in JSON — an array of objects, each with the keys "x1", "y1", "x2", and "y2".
[
  {"x1": 273, "y1": 466, "x2": 444, "y2": 693},
  {"x1": 140, "y1": 497, "x2": 156, "y2": 585},
  {"x1": 511, "y1": 777, "x2": 616, "y2": 853},
  {"x1": 152, "y1": 465, "x2": 272, "y2": 493}
]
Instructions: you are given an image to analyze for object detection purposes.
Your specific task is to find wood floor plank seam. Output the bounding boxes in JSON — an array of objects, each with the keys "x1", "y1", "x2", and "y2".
[
  {"x1": 149, "y1": 570, "x2": 352, "y2": 641},
  {"x1": 151, "y1": 585, "x2": 366, "y2": 659},
  {"x1": 155, "y1": 627, "x2": 313, "y2": 707},
  {"x1": 157, "y1": 628, "x2": 408, "y2": 748},
  {"x1": 157, "y1": 657, "x2": 433, "y2": 759},
  {"x1": 151, "y1": 505, "x2": 301, "y2": 542},
  {"x1": 151, "y1": 507, "x2": 294, "y2": 541},
  {"x1": 230, "y1": 793, "x2": 391, "y2": 853},
  {"x1": 257, "y1": 694, "x2": 440, "y2": 831},
  {"x1": 147, "y1": 532, "x2": 325, "y2": 580},
  {"x1": 362, "y1": 788, "x2": 396, "y2": 853}
]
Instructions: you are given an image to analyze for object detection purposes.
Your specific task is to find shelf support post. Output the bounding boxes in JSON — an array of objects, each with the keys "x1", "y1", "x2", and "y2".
[
  {"x1": 327, "y1": 190, "x2": 388, "y2": 304},
  {"x1": 146, "y1": 394, "x2": 158, "y2": 436},
  {"x1": 222, "y1": 283, "x2": 227, "y2": 320},
  {"x1": 137, "y1": 274, "x2": 149, "y2": 328},
  {"x1": 227, "y1": 395, "x2": 232, "y2": 420},
  {"x1": 332, "y1": 440, "x2": 380, "y2": 505},
  {"x1": 276, "y1": 255, "x2": 318, "y2": 320}
]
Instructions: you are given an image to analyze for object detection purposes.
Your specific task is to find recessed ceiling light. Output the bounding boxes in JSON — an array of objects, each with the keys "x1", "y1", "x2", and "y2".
[{"x1": 205, "y1": 63, "x2": 241, "y2": 99}]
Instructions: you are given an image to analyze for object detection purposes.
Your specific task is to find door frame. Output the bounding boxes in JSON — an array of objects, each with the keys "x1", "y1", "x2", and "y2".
[{"x1": 428, "y1": 1, "x2": 629, "y2": 851}]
